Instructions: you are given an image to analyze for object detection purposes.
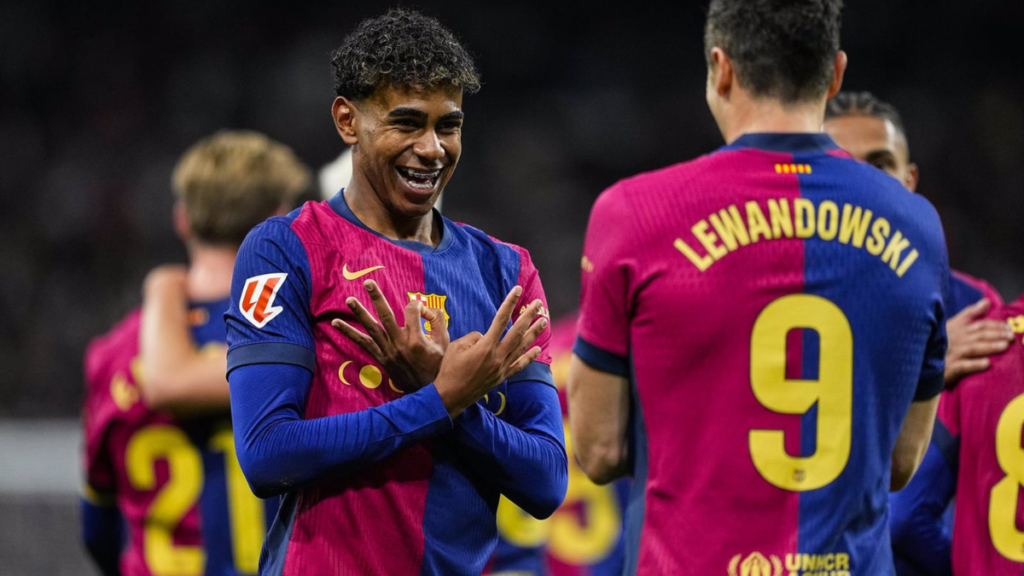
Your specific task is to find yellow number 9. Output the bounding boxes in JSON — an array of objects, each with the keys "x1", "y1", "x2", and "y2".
[
  {"x1": 990, "y1": 393, "x2": 1024, "y2": 560},
  {"x1": 749, "y1": 294, "x2": 853, "y2": 491}
]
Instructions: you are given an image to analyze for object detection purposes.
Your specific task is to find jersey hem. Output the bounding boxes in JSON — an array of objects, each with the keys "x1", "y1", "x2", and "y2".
[
  {"x1": 572, "y1": 336, "x2": 628, "y2": 377},
  {"x1": 914, "y1": 371, "x2": 945, "y2": 402}
]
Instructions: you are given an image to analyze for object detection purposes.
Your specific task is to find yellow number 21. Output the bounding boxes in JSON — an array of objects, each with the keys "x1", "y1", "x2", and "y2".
[{"x1": 749, "y1": 294, "x2": 853, "y2": 491}]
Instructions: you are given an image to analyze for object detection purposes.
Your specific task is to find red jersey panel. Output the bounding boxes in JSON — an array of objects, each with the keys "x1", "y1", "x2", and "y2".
[
  {"x1": 940, "y1": 295, "x2": 1024, "y2": 575},
  {"x1": 82, "y1": 309, "x2": 204, "y2": 576}
]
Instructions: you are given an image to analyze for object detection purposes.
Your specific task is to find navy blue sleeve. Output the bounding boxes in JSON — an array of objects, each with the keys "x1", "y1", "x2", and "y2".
[
  {"x1": 448, "y1": 363, "x2": 568, "y2": 519},
  {"x1": 889, "y1": 421, "x2": 957, "y2": 576},
  {"x1": 915, "y1": 211, "x2": 951, "y2": 400},
  {"x1": 229, "y1": 363, "x2": 453, "y2": 498},
  {"x1": 81, "y1": 498, "x2": 123, "y2": 576},
  {"x1": 225, "y1": 219, "x2": 316, "y2": 374}
]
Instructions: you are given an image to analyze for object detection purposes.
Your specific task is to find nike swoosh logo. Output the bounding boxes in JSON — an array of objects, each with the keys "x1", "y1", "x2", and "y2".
[{"x1": 342, "y1": 264, "x2": 385, "y2": 280}]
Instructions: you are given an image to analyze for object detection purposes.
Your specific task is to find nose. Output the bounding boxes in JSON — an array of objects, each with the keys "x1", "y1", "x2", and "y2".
[{"x1": 413, "y1": 130, "x2": 445, "y2": 163}]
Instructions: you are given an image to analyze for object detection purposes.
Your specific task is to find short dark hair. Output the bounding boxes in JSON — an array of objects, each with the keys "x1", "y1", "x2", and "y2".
[
  {"x1": 331, "y1": 9, "x2": 481, "y2": 101},
  {"x1": 705, "y1": 0, "x2": 843, "y2": 104},
  {"x1": 826, "y1": 91, "x2": 907, "y2": 141}
]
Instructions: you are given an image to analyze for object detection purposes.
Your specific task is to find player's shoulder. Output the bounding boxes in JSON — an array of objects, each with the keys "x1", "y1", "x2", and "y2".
[
  {"x1": 85, "y1": 308, "x2": 142, "y2": 390},
  {"x1": 951, "y1": 270, "x2": 1004, "y2": 307},
  {"x1": 447, "y1": 218, "x2": 534, "y2": 267}
]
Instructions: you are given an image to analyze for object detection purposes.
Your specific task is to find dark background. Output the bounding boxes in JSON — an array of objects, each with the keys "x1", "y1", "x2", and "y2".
[{"x1": 2, "y1": 0, "x2": 1022, "y2": 417}]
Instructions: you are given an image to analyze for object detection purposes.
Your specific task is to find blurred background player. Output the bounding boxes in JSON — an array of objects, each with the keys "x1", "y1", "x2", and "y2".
[
  {"x1": 887, "y1": 295, "x2": 1024, "y2": 575},
  {"x1": 223, "y1": 10, "x2": 565, "y2": 575},
  {"x1": 568, "y1": 0, "x2": 951, "y2": 574},
  {"x1": 823, "y1": 91, "x2": 1016, "y2": 575},
  {"x1": 824, "y1": 91, "x2": 1012, "y2": 387},
  {"x1": 81, "y1": 130, "x2": 310, "y2": 576},
  {"x1": 488, "y1": 313, "x2": 629, "y2": 576}
]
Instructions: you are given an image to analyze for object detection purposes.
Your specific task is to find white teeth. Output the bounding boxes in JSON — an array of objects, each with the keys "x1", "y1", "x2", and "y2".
[{"x1": 397, "y1": 167, "x2": 440, "y2": 190}]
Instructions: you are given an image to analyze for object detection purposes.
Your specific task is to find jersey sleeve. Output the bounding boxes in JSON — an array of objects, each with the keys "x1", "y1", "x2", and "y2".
[
  {"x1": 914, "y1": 208, "x2": 951, "y2": 401},
  {"x1": 574, "y1": 185, "x2": 633, "y2": 377},
  {"x1": 507, "y1": 248, "x2": 555, "y2": 387},
  {"x1": 225, "y1": 219, "x2": 316, "y2": 374}
]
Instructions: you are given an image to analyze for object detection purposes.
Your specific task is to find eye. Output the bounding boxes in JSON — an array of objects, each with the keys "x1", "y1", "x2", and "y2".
[
  {"x1": 391, "y1": 118, "x2": 419, "y2": 129},
  {"x1": 437, "y1": 121, "x2": 462, "y2": 134}
]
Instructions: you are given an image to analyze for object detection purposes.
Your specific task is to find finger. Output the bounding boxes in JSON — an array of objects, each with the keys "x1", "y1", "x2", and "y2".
[
  {"x1": 365, "y1": 280, "x2": 402, "y2": 335},
  {"x1": 498, "y1": 300, "x2": 542, "y2": 359},
  {"x1": 346, "y1": 297, "x2": 393, "y2": 351},
  {"x1": 484, "y1": 286, "x2": 523, "y2": 344},
  {"x1": 963, "y1": 339, "x2": 1010, "y2": 358},
  {"x1": 423, "y1": 307, "x2": 450, "y2": 348},
  {"x1": 946, "y1": 358, "x2": 991, "y2": 384},
  {"x1": 331, "y1": 318, "x2": 385, "y2": 359},
  {"x1": 500, "y1": 345, "x2": 543, "y2": 382},
  {"x1": 973, "y1": 325, "x2": 1017, "y2": 342},
  {"x1": 404, "y1": 299, "x2": 423, "y2": 336},
  {"x1": 966, "y1": 319, "x2": 1012, "y2": 335},
  {"x1": 515, "y1": 316, "x2": 548, "y2": 356}
]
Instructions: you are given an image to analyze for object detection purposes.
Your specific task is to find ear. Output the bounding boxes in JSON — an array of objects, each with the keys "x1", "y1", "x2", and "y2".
[
  {"x1": 710, "y1": 47, "x2": 733, "y2": 97},
  {"x1": 905, "y1": 163, "x2": 920, "y2": 192},
  {"x1": 826, "y1": 50, "x2": 848, "y2": 99},
  {"x1": 332, "y1": 97, "x2": 359, "y2": 146},
  {"x1": 173, "y1": 202, "x2": 191, "y2": 242}
]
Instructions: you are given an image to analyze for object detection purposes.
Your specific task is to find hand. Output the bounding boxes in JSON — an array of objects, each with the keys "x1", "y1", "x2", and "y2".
[
  {"x1": 434, "y1": 286, "x2": 548, "y2": 418},
  {"x1": 143, "y1": 265, "x2": 187, "y2": 298},
  {"x1": 944, "y1": 298, "x2": 1015, "y2": 387},
  {"x1": 332, "y1": 280, "x2": 450, "y2": 392}
]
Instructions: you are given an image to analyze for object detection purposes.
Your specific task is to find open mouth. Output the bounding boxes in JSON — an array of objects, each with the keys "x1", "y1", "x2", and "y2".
[{"x1": 396, "y1": 166, "x2": 441, "y2": 191}]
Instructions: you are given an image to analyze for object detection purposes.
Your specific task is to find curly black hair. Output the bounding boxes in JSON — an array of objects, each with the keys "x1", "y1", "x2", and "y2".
[
  {"x1": 705, "y1": 0, "x2": 843, "y2": 104},
  {"x1": 826, "y1": 91, "x2": 907, "y2": 140},
  {"x1": 331, "y1": 9, "x2": 481, "y2": 100}
]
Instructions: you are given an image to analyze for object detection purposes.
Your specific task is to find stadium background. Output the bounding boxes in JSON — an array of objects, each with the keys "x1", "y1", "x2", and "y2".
[{"x1": 0, "y1": 0, "x2": 1020, "y2": 573}]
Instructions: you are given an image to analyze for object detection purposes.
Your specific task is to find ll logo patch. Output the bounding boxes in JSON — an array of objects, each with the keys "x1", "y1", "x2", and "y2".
[
  {"x1": 407, "y1": 292, "x2": 450, "y2": 333},
  {"x1": 240, "y1": 273, "x2": 287, "y2": 328}
]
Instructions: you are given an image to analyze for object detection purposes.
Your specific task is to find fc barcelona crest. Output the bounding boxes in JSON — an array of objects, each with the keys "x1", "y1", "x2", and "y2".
[{"x1": 407, "y1": 292, "x2": 450, "y2": 333}]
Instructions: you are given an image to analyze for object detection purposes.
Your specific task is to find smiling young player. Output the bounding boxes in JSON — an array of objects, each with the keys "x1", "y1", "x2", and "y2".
[{"x1": 224, "y1": 10, "x2": 566, "y2": 576}]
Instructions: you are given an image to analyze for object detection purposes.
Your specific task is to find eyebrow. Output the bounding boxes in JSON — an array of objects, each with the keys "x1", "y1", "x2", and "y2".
[
  {"x1": 385, "y1": 108, "x2": 464, "y2": 121},
  {"x1": 865, "y1": 149, "x2": 897, "y2": 163}
]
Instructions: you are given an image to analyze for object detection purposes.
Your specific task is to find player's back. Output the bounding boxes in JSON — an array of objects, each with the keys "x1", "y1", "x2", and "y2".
[
  {"x1": 941, "y1": 297, "x2": 1024, "y2": 575},
  {"x1": 83, "y1": 309, "x2": 204, "y2": 576},
  {"x1": 577, "y1": 133, "x2": 948, "y2": 575}
]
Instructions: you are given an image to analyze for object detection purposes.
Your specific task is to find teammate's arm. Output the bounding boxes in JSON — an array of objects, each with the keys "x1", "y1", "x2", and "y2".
[
  {"x1": 889, "y1": 423, "x2": 957, "y2": 576},
  {"x1": 80, "y1": 495, "x2": 123, "y2": 576},
  {"x1": 566, "y1": 357, "x2": 630, "y2": 485},
  {"x1": 891, "y1": 395, "x2": 940, "y2": 490},
  {"x1": 138, "y1": 266, "x2": 229, "y2": 413}
]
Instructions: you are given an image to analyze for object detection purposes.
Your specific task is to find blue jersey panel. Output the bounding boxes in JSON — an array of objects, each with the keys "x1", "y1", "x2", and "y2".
[
  {"x1": 793, "y1": 151, "x2": 948, "y2": 575},
  {"x1": 225, "y1": 214, "x2": 315, "y2": 374}
]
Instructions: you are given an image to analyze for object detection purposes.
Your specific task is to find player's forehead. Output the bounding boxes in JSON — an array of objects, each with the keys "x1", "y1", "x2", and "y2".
[
  {"x1": 823, "y1": 115, "x2": 901, "y2": 158},
  {"x1": 365, "y1": 83, "x2": 464, "y2": 117}
]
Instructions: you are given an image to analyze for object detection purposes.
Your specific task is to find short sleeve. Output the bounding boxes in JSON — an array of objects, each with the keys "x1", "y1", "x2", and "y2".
[
  {"x1": 225, "y1": 219, "x2": 316, "y2": 374},
  {"x1": 915, "y1": 211, "x2": 951, "y2": 401},
  {"x1": 574, "y1": 185, "x2": 633, "y2": 377},
  {"x1": 507, "y1": 248, "x2": 556, "y2": 388}
]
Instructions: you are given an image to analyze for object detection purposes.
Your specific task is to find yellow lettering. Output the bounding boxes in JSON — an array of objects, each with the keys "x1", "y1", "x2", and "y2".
[
  {"x1": 896, "y1": 249, "x2": 919, "y2": 277},
  {"x1": 836, "y1": 553, "x2": 849, "y2": 570},
  {"x1": 674, "y1": 238, "x2": 714, "y2": 272},
  {"x1": 838, "y1": 204, "x2": 873, "y2": 247},
  {"x1": 881, "y1": 230, "x2": 911, "y2": 270},
  {"x1": 823, "y1": 554, "x2": 834, "y2": 569},
  {"x1": 693, "y1": 220, "x2": 727, "y2": 260},
  {"x1": 794, "y1": 198, "x2": 815, "y2": 238},
  {"x1": 865, "y1": 217, "x2": 890, "y2": 256},
  {"x1": 768, "y1": 199, "x2": 794, "y2": 239},
  {"x1": 817, "y1": 201, "x2": 840, "y2": 241},
  {"x1": 709, "y1": 205, "x2": 751, "y2": 251},
  {"x1": 745, "y1": 201, "x2": 772, "y2": 242},
  {"x1": 785, "y1": 555, "x2": 800, "y2": 571}
]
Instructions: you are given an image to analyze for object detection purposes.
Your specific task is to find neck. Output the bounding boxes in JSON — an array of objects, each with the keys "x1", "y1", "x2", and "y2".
[
  {"x1": 186, "y1": 245, "x2": 237, "y2": 301},
  {"x1": 719, "y1": 95, "x2": 827, "y2": 144},
  {"x1": 344, "y1": 175, "x2": 439, "y2": 246}
]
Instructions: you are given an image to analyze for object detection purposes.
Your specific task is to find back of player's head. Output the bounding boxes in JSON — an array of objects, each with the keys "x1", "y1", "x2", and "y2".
[
  {"x1": 331, "y1": 9, "x2": 481, "y2": 101},
  {"x1": 704, "y1": 0, "x2": 843, "y2": 104},
  {"x1": 826, "y1": 91, "x2": 907, "y2": 142},
  {"x1": 172, "y1": 130, "x2": 311, "y2": 246}
]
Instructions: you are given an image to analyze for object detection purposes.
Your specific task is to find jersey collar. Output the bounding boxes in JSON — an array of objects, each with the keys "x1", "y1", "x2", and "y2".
[
  {"x1": 719, "y1": 132, "x2": 842, "y2": 154},
  {"x1": 327, "y1": 190, "x2": 454, "y2": 254}
]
